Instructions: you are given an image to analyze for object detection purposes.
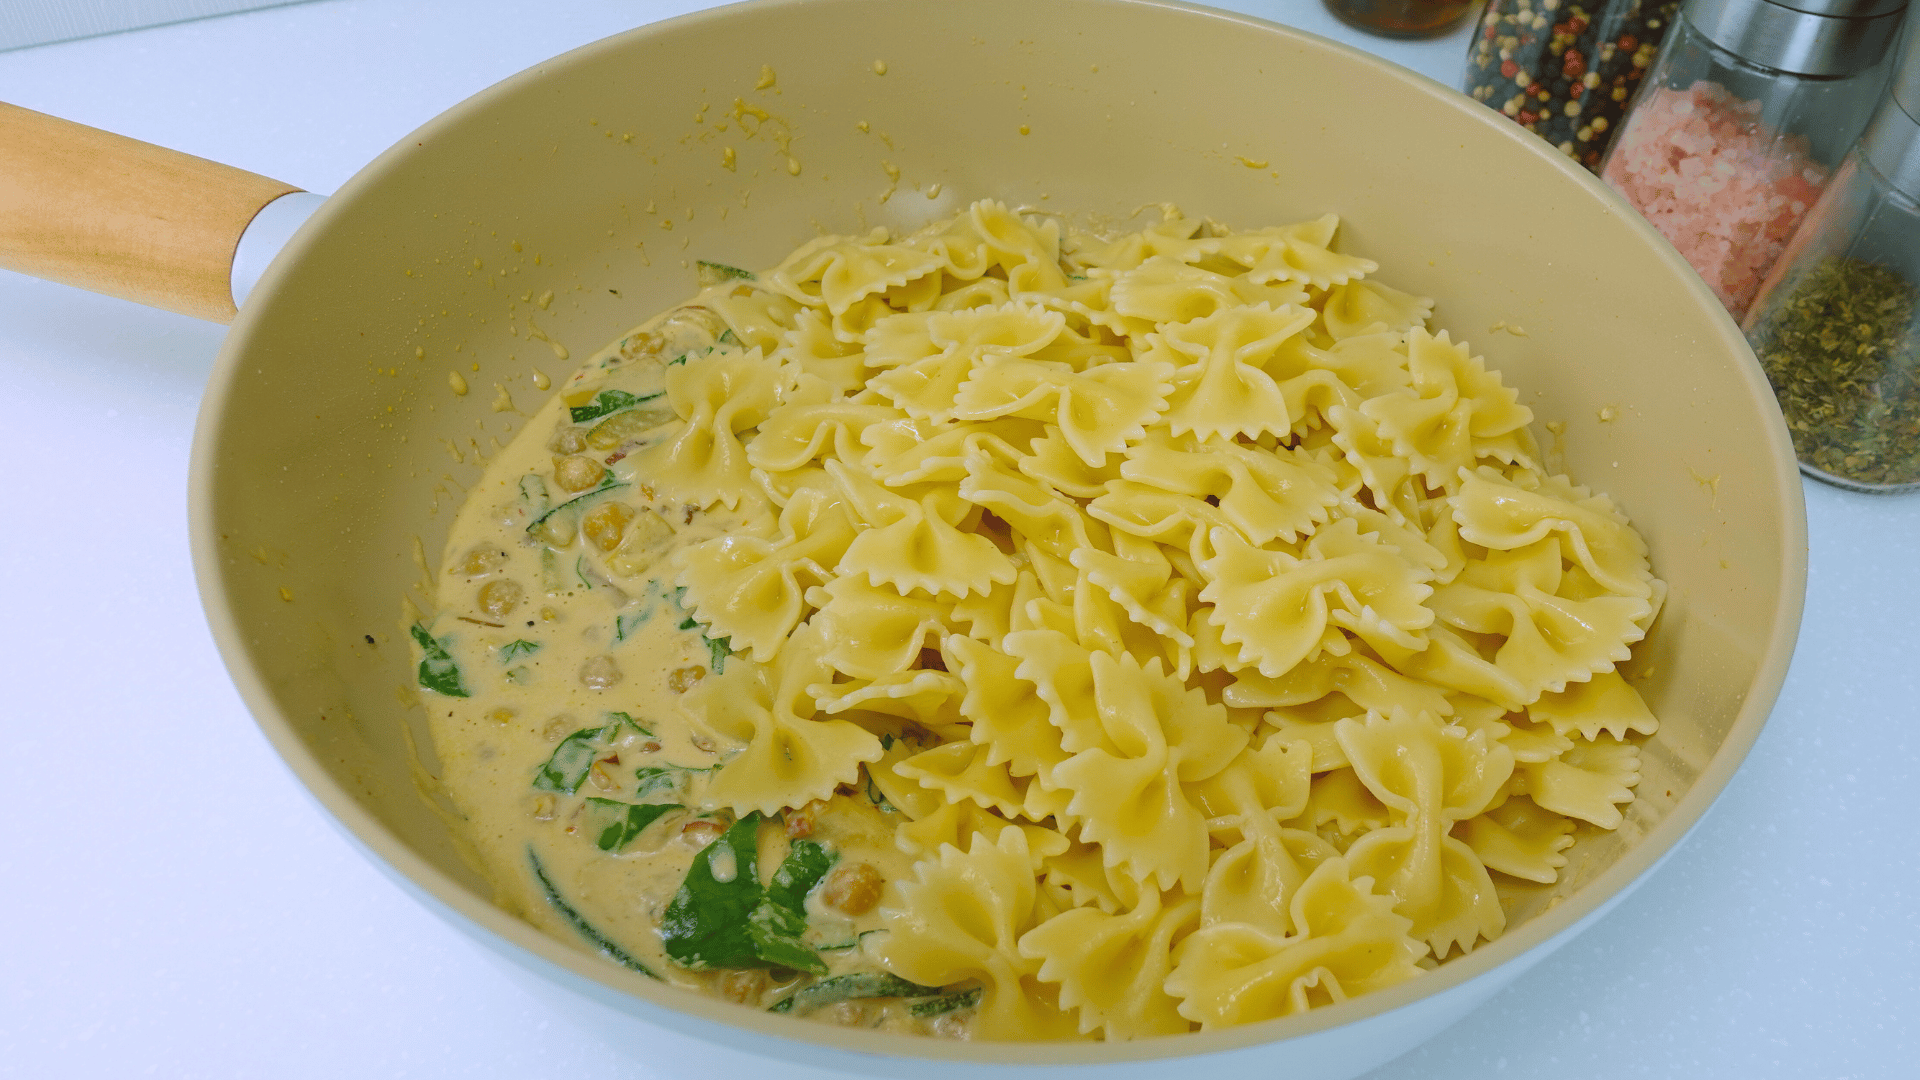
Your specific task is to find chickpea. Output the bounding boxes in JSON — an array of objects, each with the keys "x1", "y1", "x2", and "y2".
[
  {"x1": 461, "y1": 546, "x2": 507, "y2": 575},
  {"x1": 719, "y1": 969, "x2": 767, "y2": 1005},
  {"x1": 486, "y1": 707, "x2": 515, "y2": 725},
  {"x1": 477, "y1": 578, "x2": 524, "y2": 618},
  {"x1": 821, "y1": 862, "x2": 884, "y2": 916},
  {"x1": 680, "y1": 818, "x2": 724, "y2": 849},
  {"x1": 541, "y1": 715, "x2": 573, "y2": 741},
  {"x1": 583, "y1": 502, "x2": 635, "y2": 551},
  {"x1": 667, "y1": 665, "x2": 707, "y2": 693},
  {"x1": 821, "y1": 1001, "x2": 867, "y2": 1027},
  {"x1": 553, "y1": 454, "x2": 606, "y2": 493},
  {"x1": 548, "y1": 426, "x2": 588, "y2": 454},
  {"x1": 579, "y1": 655, "x2": 623, "y2": 690},
  {"x1": 784, "y1": 799, "x2": 828, "y2": 839}
]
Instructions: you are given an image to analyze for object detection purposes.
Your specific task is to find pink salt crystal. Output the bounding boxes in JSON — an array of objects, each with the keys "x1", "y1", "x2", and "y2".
[{"x1": 1603, "y1": 81, "x2": 1829, "y2": 318}]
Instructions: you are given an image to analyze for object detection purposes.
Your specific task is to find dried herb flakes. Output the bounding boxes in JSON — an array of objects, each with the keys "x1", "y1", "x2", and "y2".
[{"x1": 1749, "y1": 258, "x2": 1920, "y2": 489}]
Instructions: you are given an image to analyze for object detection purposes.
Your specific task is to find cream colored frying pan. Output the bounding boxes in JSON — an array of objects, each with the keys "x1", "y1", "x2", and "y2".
[{"x1": 0, "y1": 1, "x2": 1805, "y2": 1075}]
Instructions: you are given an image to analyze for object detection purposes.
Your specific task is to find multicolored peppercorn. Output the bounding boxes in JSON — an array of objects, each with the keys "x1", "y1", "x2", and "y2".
[{"x1": 1464, "y1": 0, "x2": 1678, "y2": 172}]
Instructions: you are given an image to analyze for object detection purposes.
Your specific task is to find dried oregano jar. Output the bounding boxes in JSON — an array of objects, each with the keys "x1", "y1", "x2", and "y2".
[
  {"x1": 1601, "y1": 0, "x2": 1908, "y2": 320},
  {"x1": 1744, "y1": 29, "x2": 1920, "y2": 492}
]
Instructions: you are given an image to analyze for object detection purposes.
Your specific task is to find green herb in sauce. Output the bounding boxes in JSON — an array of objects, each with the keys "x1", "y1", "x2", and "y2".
[
  {"x1": 696, "y1": 261, "x2": 756, "y2": 285},
  {"x1": 533, "y1": 726, "x2": 605, "y2": 795},
  {"x1": 660, "y1": 815, "x2": 834, "y2": 975},
  {"x1": 410, "y1": 624, "x2": 469, "y2": 698},
  {"x1": 909, "y1": 988, "x2": 983, "y2": 1017},
  {"x1": 499, "y1": 639, "x2": 541, "y2": 663},
  {"x1": 527, "y1": 847, "x2": 659, "y2": 978},
  {"x1": 582, "y1": 798, "x2": 682, "y2": 852},
  {"x1": 766, "y1": 972, "x2": 946, "y2": 1015},
  {"x1": 569, "y1": 388, "x2": 663, "y2": 423}
]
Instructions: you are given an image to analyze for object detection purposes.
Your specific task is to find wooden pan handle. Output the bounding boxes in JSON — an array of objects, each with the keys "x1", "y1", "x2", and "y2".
[{"x1": 0, "y1": 102, "x2": 301, "y2": 323}]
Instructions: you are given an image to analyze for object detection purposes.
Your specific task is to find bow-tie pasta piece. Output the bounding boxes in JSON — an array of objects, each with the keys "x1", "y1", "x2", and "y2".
[
  {"x1": 672, "y1": 486, "x2": 858, "y2": 661},
  {"x1": 1451, "y1": 467, "x2": 1656, "y2": 599},
  {"x1": 1319, "y1": 278, "x2": 1436, "y2": 341},
  {"x1": 1019, "y1": 884, "x2": 1202, "y2": 1039},
  {"x1": 1518, "y1": 734, "x2": 1641, "y2": 829},
  {"x1": 952, "y1": 354, "x2": 1174, "y2": 468},
  {"x1": 807, "y1": 575, "x2": 957, "y2": 681},
  {"x1": 1155, "y1": 304, "x2": 1320, "y2": 442},
  {"x1": 1428, "y1": 539, "x2": 1652, "y2": 702},
  {"x1": 1528, "y1": 669, "x2": 1660, "y2": 741},
  {"x1": 1200, "y1": 521, "x2": 1435, "y2": 679},
  {"x1": 686, "y1": 621, "x2": 885, "y2": 816},
  {"x1": 625, "y1": 348, "x2": 782, "y2": 510},
  {"x1": 1358, "y1": 329, "x2": 1533, "y2": 490},
  {"x1": 825, "y1": 460, "x2": 1016, "y2": 599},
  {"x1": 1051, "y1": 650, "x2": 1248, "y2": 892},
  {"x1": 1119, "y1": 432, "x2": 1342, "y2": 547},
  {"x1": 877, "y1": 829, "x2": 1082, "y2": 1041},
  {"x1": 1455, "y1": 796, "x2": 1577, "y2": 884},
  {"x1": 1336, "y1": 710, "x2": 1515, "y2": 956},
  {"x1": 765, "y1": 229, "x2": 949, "y2": 315},
  {"x1": 1165, "y1": 857, "x2": 1425, "y2": 1028}
]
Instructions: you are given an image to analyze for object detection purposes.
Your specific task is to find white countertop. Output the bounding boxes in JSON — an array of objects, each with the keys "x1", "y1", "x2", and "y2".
[{"x1": 2, "y1": 2, "x2": 1915, "y2": 1077}]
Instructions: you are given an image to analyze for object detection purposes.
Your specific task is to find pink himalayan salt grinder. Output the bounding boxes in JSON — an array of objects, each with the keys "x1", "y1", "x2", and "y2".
[{"x1": 1600, "y1": 0, "x2": 1907, "y2": 318}]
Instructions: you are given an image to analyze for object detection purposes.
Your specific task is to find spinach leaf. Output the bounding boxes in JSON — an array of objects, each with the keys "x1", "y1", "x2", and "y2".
[
  {"x1": 706, "y1": 634, "x2": 731, "y2": 675},
  {"x1": 767, "y1": 972, "x2": 945, "y2": 1015},
  {"x1": 615, "y1": 607, "x2": 652, "y2": 642},
  {"x1": 718, "y1": 328, "x2": 739, "y2": 345},
  {"x1": 604, "y1": 711, "x2": 652, "y2": 738},
  {"x1": 583, "y1": 798, "x2": 681, "y2": 852},
  {"x1": 410, "y1": 624, "x2": 469, "y2": 698},
  {"x1": 746, "y1": 839, "x2": 837, "y2": 974},
  {"x1": 533, "y1": 727, "x2": 604, "y2": 794},
  {"x1": 633, "y1": 765, "x2": 682, "y2": 797},
  {"x1": 697, "y1": 261, "x2": 755, "y2": 285},
  {"x1": 569, "y1": 389, "x2": 662, "y2": 423},
  {"x1": 525, "y1": 482, "x2": 631, "y2": 539},
  {"x1": 908, "y1": 987, "x2": 982, "y2": 1017},
  {"x1": 519, "y1": 474, "x2": 551, "y2": 518},
  {"x1": 527, "y1": 846, "x2": 658, "y2": 978},
  {"x1": 500, "y1": 639, "x2": 541, "y2": 663},
  {"x1": 660, "y1": 814, "x2": 767, "y2": 970},
  {"x1": 660, "y1": 816, "x2": 832, "y2": 975}
]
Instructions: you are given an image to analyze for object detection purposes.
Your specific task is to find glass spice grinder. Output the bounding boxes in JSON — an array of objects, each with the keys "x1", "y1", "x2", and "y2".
[
  {"x1": 1600, "y1": 0, "x2": 1908, "y2": 319},
  {"x1": 1744, "y1": 27, "x2": 1920, "y2": 492}
]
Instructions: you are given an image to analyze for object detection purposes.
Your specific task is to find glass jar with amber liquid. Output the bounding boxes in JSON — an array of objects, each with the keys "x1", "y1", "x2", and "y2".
[{"x1": 1325, "y1": 0, "x2": 1478, "y2": 38}]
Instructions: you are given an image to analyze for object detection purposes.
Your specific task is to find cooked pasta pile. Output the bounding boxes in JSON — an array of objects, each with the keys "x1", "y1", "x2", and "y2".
[{"x1": 421, "y1": 199, "x2": 1662, "y2": 1040}]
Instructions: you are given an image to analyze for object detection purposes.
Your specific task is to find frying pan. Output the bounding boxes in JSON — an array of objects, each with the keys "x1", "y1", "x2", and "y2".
[{"x1": 0, "y1": 1, "x2": 1806, "y2": 1075}]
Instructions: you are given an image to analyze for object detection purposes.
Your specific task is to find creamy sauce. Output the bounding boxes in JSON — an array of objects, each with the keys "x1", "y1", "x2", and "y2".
[{"x1": 417, "y1": 294, "x2": 959, "y2": 1033}]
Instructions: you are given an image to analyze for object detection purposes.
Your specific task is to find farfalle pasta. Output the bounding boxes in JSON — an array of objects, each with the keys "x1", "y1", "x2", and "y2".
[{"x1": 415, "y1": 200, "x2": 1664, "y2": 1042}]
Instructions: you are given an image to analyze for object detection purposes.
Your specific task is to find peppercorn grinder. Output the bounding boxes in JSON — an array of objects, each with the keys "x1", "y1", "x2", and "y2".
[
  {"x1": 1744, "y1": 26, "x2": 1920, "y2": 492},
  {"x1": 1600, "y1": 0, "x2": 1908, "y2": 318}
]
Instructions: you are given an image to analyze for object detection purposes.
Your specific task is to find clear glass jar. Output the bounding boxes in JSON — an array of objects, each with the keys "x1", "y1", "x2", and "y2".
[
  {"x1": 1464, "y1": 0, "x2": 1683, "y2": 172},
  {"x1": 1743, "y1": 33, "x2": 1920, "y2": 492},
  {"x1": 1600, "y1": 0, "x2": 1906, "y2": 320},
  {"x1": 1325, "y1": 0, "x2": 1477, "y2": 39}
]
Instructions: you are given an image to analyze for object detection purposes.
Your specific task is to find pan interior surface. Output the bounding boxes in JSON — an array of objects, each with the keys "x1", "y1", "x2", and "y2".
[{"x1": 191, "y1": 0, "x2": 1805, "y2": 1069}]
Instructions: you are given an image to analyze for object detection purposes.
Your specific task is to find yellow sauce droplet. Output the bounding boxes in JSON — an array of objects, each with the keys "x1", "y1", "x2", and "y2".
[
  {"x1": 856, "y1": 120, "x2": 870, "y2": 133},
  {"x1": 1018, "y1": 124, "x2": 1031, "y2": 135},
  {"x1": 722, "y1": 146, "x2": 736, "y2": 170},
  {"x1": 414, "y1": 346, "x2": 425, "y2": 359},
  {"x1": 533, "y1": 369, "x2": 551, "y2": 391},
  {"x1": 872, "y1": 59, "x2": 887, "y2": 75},
  {"x1": 756, "y1": 65, "x2": 776, "y2": 90},
  {"x1": 1238, "y1": 156, "x2": 1269, "y2": 168},
  {"x1": 448, "y1": 371, "x2": 469, "y2": 395},
  {"x1": 786, "y1": 157, "x2": 802, "y2": 176},
  {"x1": 536, "y1": 290, "x2": 554, "y2": 310},
  {"x1": 490, "y1": 384, "x2": 515, "y2": 412},
  {"x1": 926, "y1": 183, "x2": 943, "y2": 199},
  {"x1": 278, "y1": 587, "x2": 293, "y2": 602}
]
